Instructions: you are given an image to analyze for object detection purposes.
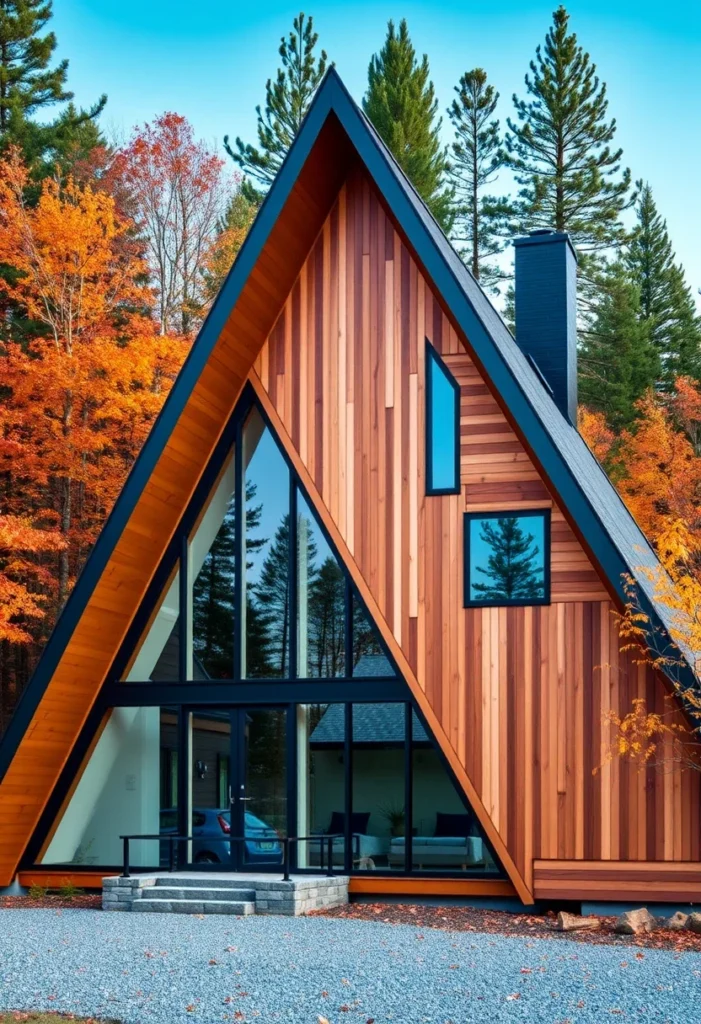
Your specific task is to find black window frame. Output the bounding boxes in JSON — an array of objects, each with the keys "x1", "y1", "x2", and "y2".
[
  {"x1": 463, "y1": 508, "x2": 551, "y2": 609},
  {"x1": 25, "y1": 695, "x2": 506, "y2": 881},
  {"x1": 425, "y1": 340, "x2": 460, "y2": 496}
]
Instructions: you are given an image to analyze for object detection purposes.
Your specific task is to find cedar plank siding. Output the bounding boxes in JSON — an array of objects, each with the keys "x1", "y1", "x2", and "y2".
[{"x1": 254, "y1": 167, "x2": 701, "y2": 890}]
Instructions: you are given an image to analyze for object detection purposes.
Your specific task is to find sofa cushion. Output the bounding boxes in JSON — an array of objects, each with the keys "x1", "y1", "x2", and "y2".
[
  {"x1": 328, "y1": 810, "x2": 371, "y2": 835},
  {"x1": 434, "y1": 812, "x2": 474, "y2": 837}
]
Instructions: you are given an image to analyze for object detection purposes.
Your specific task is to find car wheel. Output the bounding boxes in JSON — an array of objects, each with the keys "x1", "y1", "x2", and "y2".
[{"x1": 194, "y1": 851, "x2": 219, "y2": 864}]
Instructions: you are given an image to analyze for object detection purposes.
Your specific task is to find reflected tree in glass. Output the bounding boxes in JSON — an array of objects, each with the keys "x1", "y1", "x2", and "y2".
[
  {"x1": 250, "y1": 515, "x2": 298, "y2": 677},
  {"x1": 193, "y1": 481, "x2": 266, "y2": 679},
  {"x1": 351, "y1": 596, "x2": 394, "y2": 676},
  {"x1": 192, "y1": 495, "x2": 236, "y2": 678},
  {"x1": 471, "y1": 516, "x2": 544, "y2": 602},
  {"x1": 308, "y1": 556, "x2": 345, "y2": 676},
  {"x1": 243, "y1": 412, "x2": 291, "y2": 679},
  {"x1": 297, "y1": 495, "x2": 345, "y2": 678}
]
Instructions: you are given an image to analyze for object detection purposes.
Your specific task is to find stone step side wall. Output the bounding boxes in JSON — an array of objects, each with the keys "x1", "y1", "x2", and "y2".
[{"x1": 102, "y1": 874, "x2": 349, "y2": 916}]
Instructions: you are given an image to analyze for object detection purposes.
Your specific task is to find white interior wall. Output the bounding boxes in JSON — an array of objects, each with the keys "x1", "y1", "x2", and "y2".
[
  {"x1": 312, "y1": 747, "x2": 466, "y2": 838},
  {"x1": 42, "y1": 707, "x2": 161, "y2": 866},
  {"x1": 126, "y1": 576, "x2": 179, "y2": 682}
]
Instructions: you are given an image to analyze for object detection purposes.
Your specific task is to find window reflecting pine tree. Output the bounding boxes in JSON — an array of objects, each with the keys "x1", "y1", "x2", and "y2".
[
  {"x1": 193, "y1": 480, "x2": 265, "y2": 678},
  {"x1": 472, "y1": 517, "x2": 544, "y2": 602},
  {"x1": 308, "y1": 556, "x2": 345, "y2": 677}
]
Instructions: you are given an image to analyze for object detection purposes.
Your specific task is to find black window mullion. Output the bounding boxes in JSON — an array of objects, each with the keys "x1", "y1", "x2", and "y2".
[
  {"x1": 344, "y1": 702, "x2": 353, "y2": 875},
  {"x1": 177, "y1": 706, "x2": 189, "y2": 867},
  {"x1": 289, "y1": 482, "x2": 298, "y2": 680},
  {"x1": 286, "y1": 703, "x2": 298, "y2": 869},
  {"x1": 344, "y1": 578, "x2": 353, "y2": 678},
  {"x1": 179, "y1": 537, "x2": 188, "y2": 682},
  {"x1": 233, "y1": 418, "x2": 244, "y2": 682}
]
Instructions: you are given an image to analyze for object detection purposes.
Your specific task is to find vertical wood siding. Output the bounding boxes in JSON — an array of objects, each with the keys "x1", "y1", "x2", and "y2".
[{"x1": 255, "y1": 167, "x2": 701, "y2": 887}]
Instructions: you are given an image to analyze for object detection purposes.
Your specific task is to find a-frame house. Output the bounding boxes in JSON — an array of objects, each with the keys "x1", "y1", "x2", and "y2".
[{"x1": 1, "y1": 68, "x2": 699, "y2": 907}]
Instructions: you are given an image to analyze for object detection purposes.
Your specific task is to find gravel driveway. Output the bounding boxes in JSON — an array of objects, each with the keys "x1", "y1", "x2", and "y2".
[{"x1": 0, "y1": 908, "x2": 699, "y2": 1023}]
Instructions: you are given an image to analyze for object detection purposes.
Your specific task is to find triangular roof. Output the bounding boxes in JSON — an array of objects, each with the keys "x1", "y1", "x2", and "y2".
[{"x1": 0, "y1": 67, "x2": 686, "y2": 891}]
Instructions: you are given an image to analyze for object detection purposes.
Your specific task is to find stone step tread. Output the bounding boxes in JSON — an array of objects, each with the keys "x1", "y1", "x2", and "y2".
[
  {"x1": 153, "y1": 877, "x2": 262, "y2": 890},
  {"x1": 133, "y1": 898, "x2": 255, "y2": 915},
  {"x1": 150, "y1": 887, "x2": 256, "y2": 901}
]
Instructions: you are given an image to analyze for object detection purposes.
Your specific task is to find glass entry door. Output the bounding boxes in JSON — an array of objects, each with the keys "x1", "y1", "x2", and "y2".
[{"x1": 186, "y1": 706, "x2": 287, "y2": 870}]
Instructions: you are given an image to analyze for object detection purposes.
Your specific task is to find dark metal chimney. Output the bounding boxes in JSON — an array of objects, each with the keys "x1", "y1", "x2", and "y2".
[{"x1": 513, "y1": 229, "x2": 578, "y2": 424}]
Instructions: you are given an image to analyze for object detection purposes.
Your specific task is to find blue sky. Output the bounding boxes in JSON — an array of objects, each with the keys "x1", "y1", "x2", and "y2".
[{"x1": 52, "y1": 0, "x2": 701, "y2": 298}]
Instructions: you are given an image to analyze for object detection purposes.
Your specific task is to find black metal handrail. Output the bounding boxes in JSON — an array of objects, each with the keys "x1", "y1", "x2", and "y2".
[{"x1": 119, "y1": 832, "x2": 347, "y2": 881}]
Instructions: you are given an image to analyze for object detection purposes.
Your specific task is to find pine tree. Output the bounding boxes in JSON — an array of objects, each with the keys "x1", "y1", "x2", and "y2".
[
  {"x1": 627, "y1": 181, "x2": 701, "y2": 387},
  {"x1": 199, "y1": 183, "x2": 257, "y2": 311},
  {"x1": 0, "y1": 0, "x2": 105, "y2": 168},
  {"x1": 363, "y1": 19, "x2": 453, "y2": 232},
  {"x1": 307, "y1": 556, "x2": 345, "y2": 677},
  {"x1": 472, "y1": 517, "x2": 544, "y2": 601},
  {"x1": 193, "y1": 497, "x2": 236, "y2": 679},
  {"x1": 250, "y1": 516, "x2": 291, "y2": 677},
  {"x1": 578, "y1": 262, "x2": 658, "y2": 428},
  {"x1": 505, "y1": 6, "x2": 632, "y2": 268},
  {"x1": 193, "y1": 481, "x2": 266, "y2": 678},
  {"x1": 447, "y1": 69, "x2": 513, "y2": 289},
  {"x1": 225, "y1": 13, "x2": 328, "y2": 200}
]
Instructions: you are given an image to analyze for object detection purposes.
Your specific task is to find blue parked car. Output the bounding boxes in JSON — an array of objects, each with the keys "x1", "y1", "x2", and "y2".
[{"x1": 159, "y1": 808, "x2": 283, "y2": 866}]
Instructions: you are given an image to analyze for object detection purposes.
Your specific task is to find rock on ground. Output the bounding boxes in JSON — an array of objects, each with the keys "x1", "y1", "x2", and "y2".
[
  {"x1": 664, "y1": 911, "x2": 690, "y2": 931},
  {"x1": 615, "y1": 907, "x2": 659, "y2": 935},
  {"x1": 556, "y1": 911, "x2": 600, "y2": 932}
]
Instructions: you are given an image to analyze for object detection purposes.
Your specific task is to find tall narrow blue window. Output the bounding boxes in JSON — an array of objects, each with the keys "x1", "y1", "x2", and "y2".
[{"x1": 426, "y1": 341, "x2": 460, "y2": 495}]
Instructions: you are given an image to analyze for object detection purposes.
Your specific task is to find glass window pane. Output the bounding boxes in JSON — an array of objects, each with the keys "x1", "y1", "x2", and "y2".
[
  {"x1": 353, "y1": 703, "x2": 406, "y2": 871},
  {"x1": 41, "y1": 707, "x2": 171, "y2": 867},
  {"x1": 300, "y1": 703, "x2": 345, "y2": 868},
  {"x1": 243, "y1": 708, "x2": 287, "y2": 866},
  {"x1": 189, "y1": 710, "x2": 232, "y2": 866},
  {"x1": 297, "y1": 491, "x2": 346, "y2": 678},
  {"x1": 467, "y1": 513, "x2": 547, "y2": 605},
  {"x1": 191, "y1": 451, "x2": 236, "y2": 679},
  {"x1": 411, "y1": 717, "x2": 500, "y2": 875},
  {"x1": 352, "y1": 596, "x2": 394, "y2": 676},
  {"x1": 243, "y1": 408, "x2": 290, "y2": 678},
  {"x1": 427, "y1": 347, "x2": 459, "y2": 493},
  {"x1": 126, "y1": 571, "x2": 180, "y2": 682}
]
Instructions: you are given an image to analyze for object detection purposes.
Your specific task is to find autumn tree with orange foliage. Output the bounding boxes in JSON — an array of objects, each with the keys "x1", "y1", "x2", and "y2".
[
  {"x1": 580, "y1": 378, "x2": 701, "y2": 772},
  {"x1": 0, "y1": 148, "x2": 188, "y2": 724},
  {"x1": 0, "y1": 514, "x2": 65, "y2": 732}
]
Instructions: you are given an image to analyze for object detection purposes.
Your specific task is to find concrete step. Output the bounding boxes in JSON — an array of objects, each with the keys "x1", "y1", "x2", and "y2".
[
  {"x1": 132, "y1": 898, "x2": 255, "y2": 915},
  {"x1": 153, "y1": 876, "x2": 259, "y2": 890},
  {"x1": 149, "y1": 886, "x2": 256, "y2": 902}
]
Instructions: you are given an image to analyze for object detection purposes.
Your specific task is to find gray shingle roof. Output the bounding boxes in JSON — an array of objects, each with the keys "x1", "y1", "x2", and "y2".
[
  {"x1": 310, "y1": 702, "x2": 429, "y2": 746},
  {"x1": 353, "y1": 654, "x2": 395, "y2": 677}
]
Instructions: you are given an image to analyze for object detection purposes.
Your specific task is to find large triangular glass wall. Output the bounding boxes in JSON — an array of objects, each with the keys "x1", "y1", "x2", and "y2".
[{"x1": 31, "y1": 389, "x2": 505, "y2": 880}]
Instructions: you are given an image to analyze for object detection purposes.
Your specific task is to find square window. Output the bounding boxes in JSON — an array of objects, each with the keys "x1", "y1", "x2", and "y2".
[{"x1": 463, "y1": 510, "x2": 550, "y2": 607}]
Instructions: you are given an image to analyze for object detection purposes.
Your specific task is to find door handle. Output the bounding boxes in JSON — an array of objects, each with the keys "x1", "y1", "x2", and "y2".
[{"x1": 239, "y1": 796, "x2": 252, "y2": 802}]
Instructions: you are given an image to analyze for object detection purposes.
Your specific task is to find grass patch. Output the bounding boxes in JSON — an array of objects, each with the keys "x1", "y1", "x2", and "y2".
[{"x1": 0, "y1": 1015, "x2": 121, "y2": 1023}]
